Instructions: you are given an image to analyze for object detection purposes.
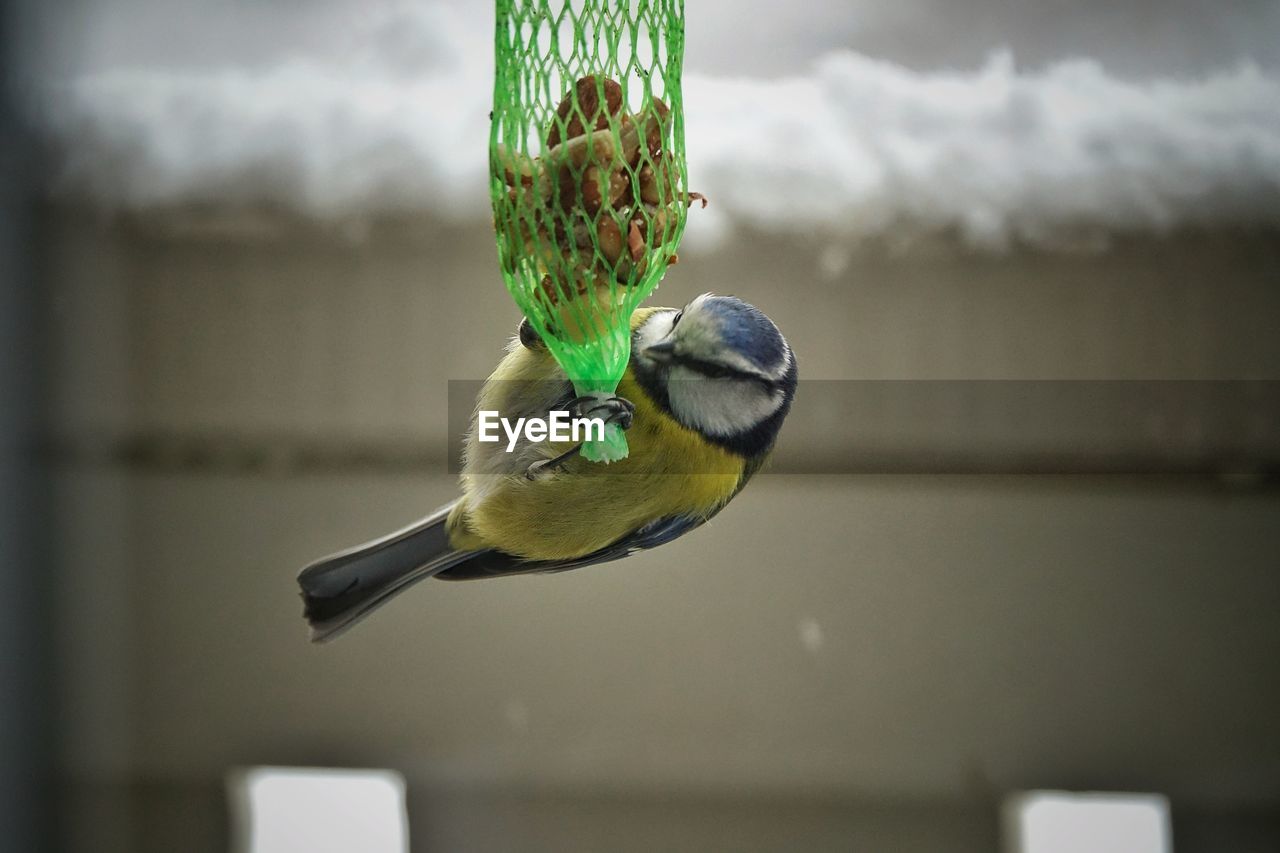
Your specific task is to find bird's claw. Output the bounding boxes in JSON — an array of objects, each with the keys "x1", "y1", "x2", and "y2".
[
  {"x1": 518, "y1": 317, "x2": 545, "y2": 350},
  {"x1": 524, "y1": 394, "x2": 634, "y2": 480},
  {"x1": 568, "y1": 394, "x2": 635, "y2": 431},
  {"x1": 525, "y1": 444, "x2": 583, "y2": 480}
]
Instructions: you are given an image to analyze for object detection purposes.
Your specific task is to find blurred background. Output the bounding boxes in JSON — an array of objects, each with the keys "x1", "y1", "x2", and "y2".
[{"x1": 2, "y1": 0, "x2": 1279, "y2": 850}]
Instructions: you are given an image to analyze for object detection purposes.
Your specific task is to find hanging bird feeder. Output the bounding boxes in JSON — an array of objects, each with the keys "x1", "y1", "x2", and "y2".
[{"x1": 490, "y1": 0, "x2": 703, "y2": 462}]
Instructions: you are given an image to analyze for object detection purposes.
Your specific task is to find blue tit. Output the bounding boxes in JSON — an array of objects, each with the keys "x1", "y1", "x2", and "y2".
[{"x1": 298, "y1": 294, "x2": 797, "y2": 642}]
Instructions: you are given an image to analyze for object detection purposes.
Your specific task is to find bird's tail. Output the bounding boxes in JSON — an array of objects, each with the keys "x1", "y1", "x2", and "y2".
[{"x1": 297, "y1": 502, "x2": 474, "y2": 643}]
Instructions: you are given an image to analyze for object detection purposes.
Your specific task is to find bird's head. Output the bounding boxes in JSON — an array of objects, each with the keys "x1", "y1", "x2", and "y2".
[{"x1": 634, "y1": 294, "x2": 797, "y2": 455}]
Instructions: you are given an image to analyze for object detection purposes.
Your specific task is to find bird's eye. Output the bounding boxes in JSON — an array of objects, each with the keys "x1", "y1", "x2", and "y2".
[{"x1": 671, "y1": 310, "x2": 683, "y2": 326}]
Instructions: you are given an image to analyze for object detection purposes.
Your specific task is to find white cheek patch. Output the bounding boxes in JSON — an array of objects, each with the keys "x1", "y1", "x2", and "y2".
[
  {"x1": 633, "y1": 311, "x2": 679, "y2": 363},
  {"x1": 666, "y1": 366, "x2": 785, "y2": 438}
]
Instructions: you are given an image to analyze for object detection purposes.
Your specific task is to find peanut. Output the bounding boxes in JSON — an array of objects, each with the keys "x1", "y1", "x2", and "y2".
[{"x1": 546, "y1": 75, "x2": 624, "y2": 148}]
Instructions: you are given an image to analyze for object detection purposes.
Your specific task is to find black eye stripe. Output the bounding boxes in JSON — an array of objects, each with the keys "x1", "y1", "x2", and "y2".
[
  {"x1": 685, "y1": 359, "x2": 733, "y2": 379},
  {"x1": 671, "y1": 310, "x2": 683, "y2": 326},
  {"x1": 675, "y1": 356, "x2": 775, "y2": 387}
]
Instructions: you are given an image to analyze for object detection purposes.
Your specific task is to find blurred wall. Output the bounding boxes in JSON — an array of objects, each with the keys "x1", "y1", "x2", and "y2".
[{"x1": 43, "y1": 208, "x2": 1280, "y2": 852}]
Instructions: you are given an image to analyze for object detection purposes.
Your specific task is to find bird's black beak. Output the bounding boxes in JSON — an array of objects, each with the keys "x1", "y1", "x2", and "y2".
[{"x1": 641, "y1": 340, "x2": 677, "y2": 364}]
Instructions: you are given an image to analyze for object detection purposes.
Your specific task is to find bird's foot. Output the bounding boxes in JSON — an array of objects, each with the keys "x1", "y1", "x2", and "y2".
[
  {"x1": 568, "y1": 393, "x2": 634, "y2": 431},
  {"x1": 518, "y1": 317, "x2": 545, "y2": 350},
  {"x1": 524, "y1": 394, "x2": 634, "y2": 480}
]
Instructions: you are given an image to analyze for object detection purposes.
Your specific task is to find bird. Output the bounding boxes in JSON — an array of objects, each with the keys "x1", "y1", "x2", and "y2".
[{"x1": 297, "y1": 293, "x2": 797, "y2": 642}]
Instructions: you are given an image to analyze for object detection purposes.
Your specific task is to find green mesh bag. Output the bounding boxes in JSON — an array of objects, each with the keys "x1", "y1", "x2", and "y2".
[{"x1": 490, "y1": 0, "x2": 697, "y2": 463}]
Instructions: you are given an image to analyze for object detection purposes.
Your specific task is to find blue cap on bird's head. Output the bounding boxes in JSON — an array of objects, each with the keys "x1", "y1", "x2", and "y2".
[
  {"x1": 635, "y1": 293, "x2": 797, "y2": 454},
  {"x1": 696, "y1": 294, "x2": 790, "y2": 373},
  {"x1": 640, "y1": 294, "x2": 793, "y2": 383}
]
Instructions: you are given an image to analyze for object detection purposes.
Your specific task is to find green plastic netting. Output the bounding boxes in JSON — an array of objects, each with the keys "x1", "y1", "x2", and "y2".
[{"x1": 490, "y1": 0, "x2": 693, "y2": 462}]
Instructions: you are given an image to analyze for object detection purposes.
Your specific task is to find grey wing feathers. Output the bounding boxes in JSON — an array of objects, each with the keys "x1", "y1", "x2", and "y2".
[{"x1": 435, "y1": 514, "x2": 706, "y2": 581}]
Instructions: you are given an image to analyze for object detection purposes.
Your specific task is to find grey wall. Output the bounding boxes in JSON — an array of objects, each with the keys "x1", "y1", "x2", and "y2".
[{"x1": 43, "y1": 209, "x2": 1280, "y2": 851}]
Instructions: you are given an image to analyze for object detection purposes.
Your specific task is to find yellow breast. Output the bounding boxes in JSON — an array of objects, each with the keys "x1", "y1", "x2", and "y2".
[{"x1": 450, "y1": 313, "x2": 748, "y2": 560}]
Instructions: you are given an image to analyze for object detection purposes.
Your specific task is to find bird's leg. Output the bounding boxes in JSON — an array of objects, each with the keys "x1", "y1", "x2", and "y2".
[
  {"x1": 525, "y1": 393, "x2": 635, "y2": 480},
  {"x1": 524, "y1": 443, "x2": 584, "y2": 480}
]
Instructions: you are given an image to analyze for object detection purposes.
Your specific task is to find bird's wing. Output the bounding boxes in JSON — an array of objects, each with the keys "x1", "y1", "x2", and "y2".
[{"x1": 433, "y1": 513, "x2": 706, "y2": 581}]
